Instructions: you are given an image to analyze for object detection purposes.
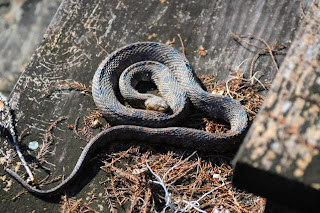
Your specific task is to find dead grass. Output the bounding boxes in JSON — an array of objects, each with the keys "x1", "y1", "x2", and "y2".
[
  {"x1": 46, "y1": 80, "x2": 92, "y2": 98},
  {"x1": 61, "y1": 194, "x2": 99, "y2": 213},
  {"x1": 35, "y1": 116, "x2": 68, "y2": 168},
  {"x1": 202, "y1": 68, "x2": 268, "y2": 121},
  {"x1": 99, "y1": 148, "x2": 266, "y2": 212}
]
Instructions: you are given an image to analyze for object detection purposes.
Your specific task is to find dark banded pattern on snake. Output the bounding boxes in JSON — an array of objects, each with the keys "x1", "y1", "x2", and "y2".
[{"x1": 5, "y1": 42, "x2": 247, "y2": 196}]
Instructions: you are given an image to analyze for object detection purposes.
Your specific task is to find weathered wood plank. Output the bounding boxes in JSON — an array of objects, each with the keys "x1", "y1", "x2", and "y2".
[
  {"x1": 233, "y1": 1, "x2": 320, "y2": 211},
  {"x1": 0, "y1": 0, "x2": 313, "y2": 211},
  {"x1": 0, "y1": 0, "x2": 62, "y2": 97}
]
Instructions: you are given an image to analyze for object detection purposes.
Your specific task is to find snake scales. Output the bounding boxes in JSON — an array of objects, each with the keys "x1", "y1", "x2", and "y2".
[{"x1": 5, "y1": 42, "x2": 247, "y2": 196}]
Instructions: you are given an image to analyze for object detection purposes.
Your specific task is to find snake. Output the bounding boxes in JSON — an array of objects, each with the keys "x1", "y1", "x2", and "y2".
[{"x1": 5, "y1": 42, "x2": 247, "y2": 196}]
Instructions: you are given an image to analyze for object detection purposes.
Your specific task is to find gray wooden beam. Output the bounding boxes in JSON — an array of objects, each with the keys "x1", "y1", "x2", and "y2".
[
  {"x1": 233, "y1": 1, "x2": 320, "y2": 211},
  {"x1": 0, "y1": 0, "x2": 313, "y2": 211},
  {"x1": 0, "y1": 0, "x2": 62, "y2": 97}
]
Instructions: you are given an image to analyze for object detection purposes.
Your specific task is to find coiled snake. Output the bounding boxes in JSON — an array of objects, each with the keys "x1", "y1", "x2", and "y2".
[{"x1": 5, "y1": 42, "x2": 247, "y2": 196}]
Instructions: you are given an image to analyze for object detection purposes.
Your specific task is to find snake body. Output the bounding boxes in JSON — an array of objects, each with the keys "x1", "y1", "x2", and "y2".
[{"x1": 6, "y1": 42, "x2": 247, "y2": 196}]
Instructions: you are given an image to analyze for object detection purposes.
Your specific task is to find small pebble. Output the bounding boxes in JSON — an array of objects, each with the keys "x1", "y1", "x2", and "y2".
[{"x1": 28, "y1": 141, "x2": 39, "y2": 150}]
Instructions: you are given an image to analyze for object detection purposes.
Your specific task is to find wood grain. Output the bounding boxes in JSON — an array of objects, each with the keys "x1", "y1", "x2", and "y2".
[
  {"x1": 0, "y1": 0, "x2": 312, "y2": 211},
  {"x1": 233, "y1": 1, "x2": 320, "y2": 211}
]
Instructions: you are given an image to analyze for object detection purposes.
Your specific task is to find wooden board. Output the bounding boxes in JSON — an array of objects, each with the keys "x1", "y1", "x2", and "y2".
[
  {"x1": 233, "y1": 1, "x2": 320, "y2": 212},
  {"x1": 0, "y1": 0, "x2": 312, "y2": 211},
  {"x1": 0, "y1": 0, "x2": 62, "y2": 96}
]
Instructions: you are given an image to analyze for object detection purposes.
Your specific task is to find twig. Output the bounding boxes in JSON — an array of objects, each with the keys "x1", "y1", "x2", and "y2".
[
  {"x1": 146, "y1": 162, "x2": 176, "y2": 212},
  {"x1": 46, "y1": 116, "x2": 68, "y2": 142},
  {"x1": 94, "y1": 33, "x2": 109, "y2": 55},
  {"x1": 11, "y1": 189, "x2": 28, "y2": 201},
  {"x1": 177, "y1": 34, "x2": 186, "y2": 55},
  {"x1": 166, "y1": 37, "x2": 176, "y2": 46},
  {"x1": 17, "y1": 127, "x2": 29, "y2": 143},
  {"x1": 163, "y1": 151, "x2": 197, "y2": 181},
  {"x1": 146, "y1": 151, "x2": 224, "y2": 213},
  {"x1": 197, "y1": 182, "x2": 230, "y2": 203},
  {"x1": 147, "y1": 160, "x2": 208, "y2": 213},
  {"x1": 36, "y1": 116, "x2": 67, "y2": 167},
  {"x1": 10, "y1": 132, "x2": 34, "y2": 182},
  {"x1": 230, "y1": 32, "x2": 285, "y2": 78},
  {"x1": 48, "y1": 80, "x2": 92, "y2": 97},
  {"x1": 0, "y1": 99, "x2": 34, "y2": 181},
  {"x1": 72, "y1": 117, "x2": 90, "y2": 141},
  {"x1": 225, "y1": 71, "x2": 266, "y2": 98},
  {"x1": 230, "y1": 32, "x2": 262, "y2": 49},
  {"x1": 249, "y1": 44, "x2": 284, "y2": 79}
]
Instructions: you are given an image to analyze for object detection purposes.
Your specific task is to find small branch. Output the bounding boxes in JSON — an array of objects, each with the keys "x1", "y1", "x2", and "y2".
[
  {"x1": 230, "y1": 32, "x2": 285, "y2": 78},
  {"x1": 177, "y1": 33, "x2": 186, "y2": 55},
  {"x1": 0, "y1": 99, "x2": 34, "y2": 181},
  {"x1": 225, "y1": 71, "x2": 266, "y2": 99},
  {"x1": 17, "y1": 127, "x2": 30, "y2": 143},
  {"x1": 94, "y1": 33, "x2": 109, "y2": 55},
  {"x1": 47, "y1": 80, "x2": 92, "y2": 97},
  {"x1": 11, "y1": 189, "x2": 28, "y2": 201},
  {"x1": 36, "y1": 116, "x2": 67, "y2": 167}
]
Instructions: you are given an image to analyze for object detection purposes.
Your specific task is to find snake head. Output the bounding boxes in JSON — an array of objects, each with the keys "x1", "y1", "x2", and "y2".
[{"x1": 145, "y1": 96, "x2": 169, "y2": 113}]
